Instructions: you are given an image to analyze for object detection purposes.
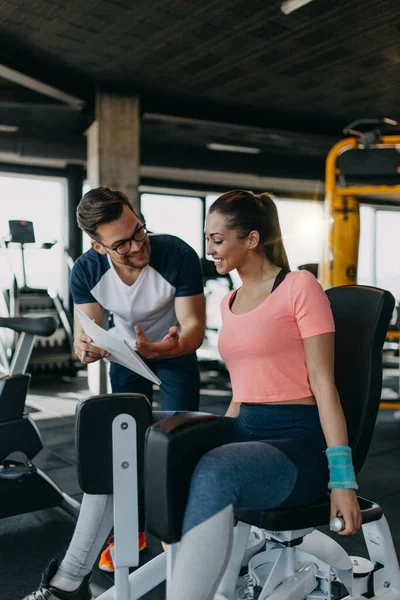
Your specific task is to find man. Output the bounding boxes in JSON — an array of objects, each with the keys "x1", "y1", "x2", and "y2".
[
  {"x1": 20, "y1": 189, "x2": 206, "y2": 599},
  {"x1": 71, "y1": 186, "x2": 205, "y2": 411},
  {"x1": 71, "y1": 186, "x2": 205, "y2": 572}
]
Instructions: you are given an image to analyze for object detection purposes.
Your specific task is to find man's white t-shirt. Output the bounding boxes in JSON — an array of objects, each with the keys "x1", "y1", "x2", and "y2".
[{"x1": 70, "y1": 234, "x2": 203, "y2": 348}]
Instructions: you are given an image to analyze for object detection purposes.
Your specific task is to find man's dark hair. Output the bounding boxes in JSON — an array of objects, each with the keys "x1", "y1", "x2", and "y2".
[{"x1": 77, "y1": 187, "x2": 136, "y2": 239}]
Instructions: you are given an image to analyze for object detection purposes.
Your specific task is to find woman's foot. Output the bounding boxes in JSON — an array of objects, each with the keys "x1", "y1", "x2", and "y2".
[{"x1": 22, "y1": 558, "x2": 93, "y2": 600}]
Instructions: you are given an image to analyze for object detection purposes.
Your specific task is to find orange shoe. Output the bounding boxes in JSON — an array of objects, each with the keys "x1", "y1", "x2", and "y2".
[
  {"x1": 99, "y1": 533, "x2": 147, "y2": 572},
  {"x1": 139, "y1": 531, "x2": 147, "y2": 551}
]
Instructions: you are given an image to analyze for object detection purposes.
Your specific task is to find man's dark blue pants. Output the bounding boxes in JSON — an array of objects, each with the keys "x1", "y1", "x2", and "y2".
[{"x1": 109, "y1": 352, "x2": 200, "y2": 411}]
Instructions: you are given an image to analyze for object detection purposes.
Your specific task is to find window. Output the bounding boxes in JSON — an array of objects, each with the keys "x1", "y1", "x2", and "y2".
[
  {"x1": 358, "y1": 206, "x2": 400, "y2": 300},
  {"x1": 141, "y1": 193, "x2": 203, "y2": 256},
  {"x1": 274, "y1": 198, "x2": 324, "y2": 271},
  {"x1": 81, "y1": 181, "x2": 92, "y2": 252},
  {"x1": 0, "y1": 174, "x2": 66, "y2": 297},
  {"x1": 357, "y1": 206, "x2": 375, "y2": 287},
  {"x1": 376, "y1": 210, "x2": 400, "y2": 299}
]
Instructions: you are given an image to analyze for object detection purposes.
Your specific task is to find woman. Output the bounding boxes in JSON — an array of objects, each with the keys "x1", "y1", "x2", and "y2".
[{"x1": 167, "y1": 189, "x2": 361, "y2": 600}]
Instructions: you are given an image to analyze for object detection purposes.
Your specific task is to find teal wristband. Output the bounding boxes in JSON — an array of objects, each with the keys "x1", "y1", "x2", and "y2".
[{"x1": 325, "y1": 445, "x2": 358, "y2": 490}]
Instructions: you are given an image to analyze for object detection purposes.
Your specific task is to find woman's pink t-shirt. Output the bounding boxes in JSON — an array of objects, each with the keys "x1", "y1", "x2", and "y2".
[{"x1": 218, "y1": 270, "x2": 335, "y2": 403}]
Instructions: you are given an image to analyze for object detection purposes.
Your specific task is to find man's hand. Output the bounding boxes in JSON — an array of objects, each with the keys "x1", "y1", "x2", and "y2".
[
  {"x1": 330, "y1": 488, "x2": 362, "y2": 535},
  {"x1": 135, "y1": 325, "x2": 180, "y2": 359},
  {"x1": 73, "y1": 331, "x2": 110, "y2": 364}
]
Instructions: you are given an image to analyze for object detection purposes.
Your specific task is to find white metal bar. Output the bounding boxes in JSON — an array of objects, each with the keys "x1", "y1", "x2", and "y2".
[
  {"x1": 112, "y1": 414, "x2": 138, "y2": 600},
  {"x1": 96, "y1": 552, "x2": 167, "y2": 600},
  {"x1": 363, "y1": 516, "x2": 400, "y2": 595},
  {"x1": 166, "y1": 543, "x2": 180, "y2": 599},
  {"x1": 263, "y1": 564, "x2": 317, "y2": 600}
]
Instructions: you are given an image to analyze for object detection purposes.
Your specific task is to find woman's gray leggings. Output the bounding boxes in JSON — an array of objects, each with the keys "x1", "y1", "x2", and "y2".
[{"x1": 58, "y1": 404, "x2": 328, "y2": 583}]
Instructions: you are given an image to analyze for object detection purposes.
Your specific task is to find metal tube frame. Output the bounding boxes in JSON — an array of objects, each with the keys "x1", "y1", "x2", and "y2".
[
  {"x1": 8, "y1": 331, "x2": 36, "y2": 376},
  {"x1": 322, "y1": 135, "x2": 400, "y2": 289}
]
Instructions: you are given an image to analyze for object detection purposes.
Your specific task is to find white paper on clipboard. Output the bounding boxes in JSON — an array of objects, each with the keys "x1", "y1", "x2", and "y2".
[{"x1": 75, "y1": 307, "x2": 161, "y2": 385}]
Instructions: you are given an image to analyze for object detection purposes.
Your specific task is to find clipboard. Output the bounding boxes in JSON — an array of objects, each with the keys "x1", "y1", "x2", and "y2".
[{"x1": 75, "y1": 307, "x2": 161, "y2": 385}]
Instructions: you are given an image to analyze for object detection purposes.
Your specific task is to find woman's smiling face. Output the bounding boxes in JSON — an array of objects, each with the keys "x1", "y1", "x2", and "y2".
[{"x1": 205, "y1": 210, "x2": 251, "y2": 275}]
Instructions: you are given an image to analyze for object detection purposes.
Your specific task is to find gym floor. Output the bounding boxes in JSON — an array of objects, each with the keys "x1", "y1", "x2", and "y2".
[{"x1": 2, "y1": 369, "x2": 400, "y2": 599}]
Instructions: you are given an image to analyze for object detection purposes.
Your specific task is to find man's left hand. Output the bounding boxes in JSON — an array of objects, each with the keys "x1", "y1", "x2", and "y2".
[{"x1": 135, "y1": 325, "x2": 180, "y2": 359}]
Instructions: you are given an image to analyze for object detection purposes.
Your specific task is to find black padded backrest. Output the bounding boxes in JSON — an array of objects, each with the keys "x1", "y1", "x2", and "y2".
[
  {"x1": 75, "y1": 393, "x2": 152, "y2": 494},
  {"x1": 326, "y1": 286, "x2": 394, "y2": 473}
]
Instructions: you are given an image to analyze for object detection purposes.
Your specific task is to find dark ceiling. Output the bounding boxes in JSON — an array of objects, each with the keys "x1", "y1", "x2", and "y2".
[{"x1": 0, "y1": 0, "x2": 399, "y2": 183}]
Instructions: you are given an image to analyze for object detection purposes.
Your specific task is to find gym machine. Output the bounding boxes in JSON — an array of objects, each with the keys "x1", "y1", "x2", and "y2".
[
  {"x1": 1, "y1": 219, "x2": 78, "y2": 377},
  {"x1": 321, "y1": 118, "x2": 400, "y2": 409},
  {"x1": 0, "y1": 314, "x2": 79, "y2": 519},
  {"x1": 74, "y1": 285, "x2": 400, "y2": 600},
  {"x1": 321, "y1": 117, "x2": 400, "y2": 289}
]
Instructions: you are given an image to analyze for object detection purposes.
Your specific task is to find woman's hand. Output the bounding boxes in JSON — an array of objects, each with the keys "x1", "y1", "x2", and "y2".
[{"x1": 330, "y1": 488, "x2": 362, "y2": 535}]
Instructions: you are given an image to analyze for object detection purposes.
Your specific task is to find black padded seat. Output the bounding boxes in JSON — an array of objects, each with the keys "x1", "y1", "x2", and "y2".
[
  {"x1": 0, "y1": 315, "x2": 58, "y2": 337},
  {"x1": 234, "y1": 496, "x2": 382, "y2": 532}
]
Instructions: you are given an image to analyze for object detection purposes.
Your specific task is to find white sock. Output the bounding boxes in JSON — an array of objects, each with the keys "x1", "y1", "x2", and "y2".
[{"x1": 49, "y1": 573, "x2": 81, "y2": 592}]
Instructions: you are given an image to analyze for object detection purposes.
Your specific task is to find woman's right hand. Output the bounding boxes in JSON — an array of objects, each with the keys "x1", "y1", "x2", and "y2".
[
  {"x1": 330, "y1": 488, "x2": 361, "y2": 535},
  {"x1": 73, "y1": 331, "x2": 109, "y2": 364}
]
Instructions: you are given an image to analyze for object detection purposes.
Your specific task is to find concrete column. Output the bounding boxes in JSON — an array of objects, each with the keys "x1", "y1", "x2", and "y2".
[
  {"x1": 66, "y1": 164, "x2": 84, "y2": 262},
  {"x1": 85, "y1": 92, "x2": 140, "y2": 394},
  {"x1": 65, "y1": 164, "x2": 84, "y2": 314},
  {"x1": 86, "y1": 92, "x2": 140, "y2": 210}
]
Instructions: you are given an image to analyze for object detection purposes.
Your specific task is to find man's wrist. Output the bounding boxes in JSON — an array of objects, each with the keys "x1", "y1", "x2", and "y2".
[{"x1": 163, "y1": 338, "x2": 186, "y2": 359}]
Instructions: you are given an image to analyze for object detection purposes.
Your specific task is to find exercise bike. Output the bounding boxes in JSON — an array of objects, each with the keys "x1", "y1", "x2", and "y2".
[
  {"x1": 0, "y1": 314, "x2": 79, "y2": 519},
  {"x1": 1, "y1": 219, "x2": 78, "y2": 377}
]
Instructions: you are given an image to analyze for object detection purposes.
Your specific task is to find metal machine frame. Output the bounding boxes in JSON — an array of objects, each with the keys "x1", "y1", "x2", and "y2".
[{"x1": 321, "y1": 120, "x2": 400, "y2": 289}]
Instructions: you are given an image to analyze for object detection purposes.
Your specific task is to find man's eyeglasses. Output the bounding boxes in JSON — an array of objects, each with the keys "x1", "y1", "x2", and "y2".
[{"x1": 99, "y1": 223, "x2": 148, "y2": 255}]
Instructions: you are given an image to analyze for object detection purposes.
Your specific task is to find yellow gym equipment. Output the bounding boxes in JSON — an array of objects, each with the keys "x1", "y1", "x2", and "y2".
[
  {"x1": 321, "y1": 117, "x2": 400, "y2": 288},
  {"x1": 321, "y1": 118, "x2": 400, "y2": 409}
]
